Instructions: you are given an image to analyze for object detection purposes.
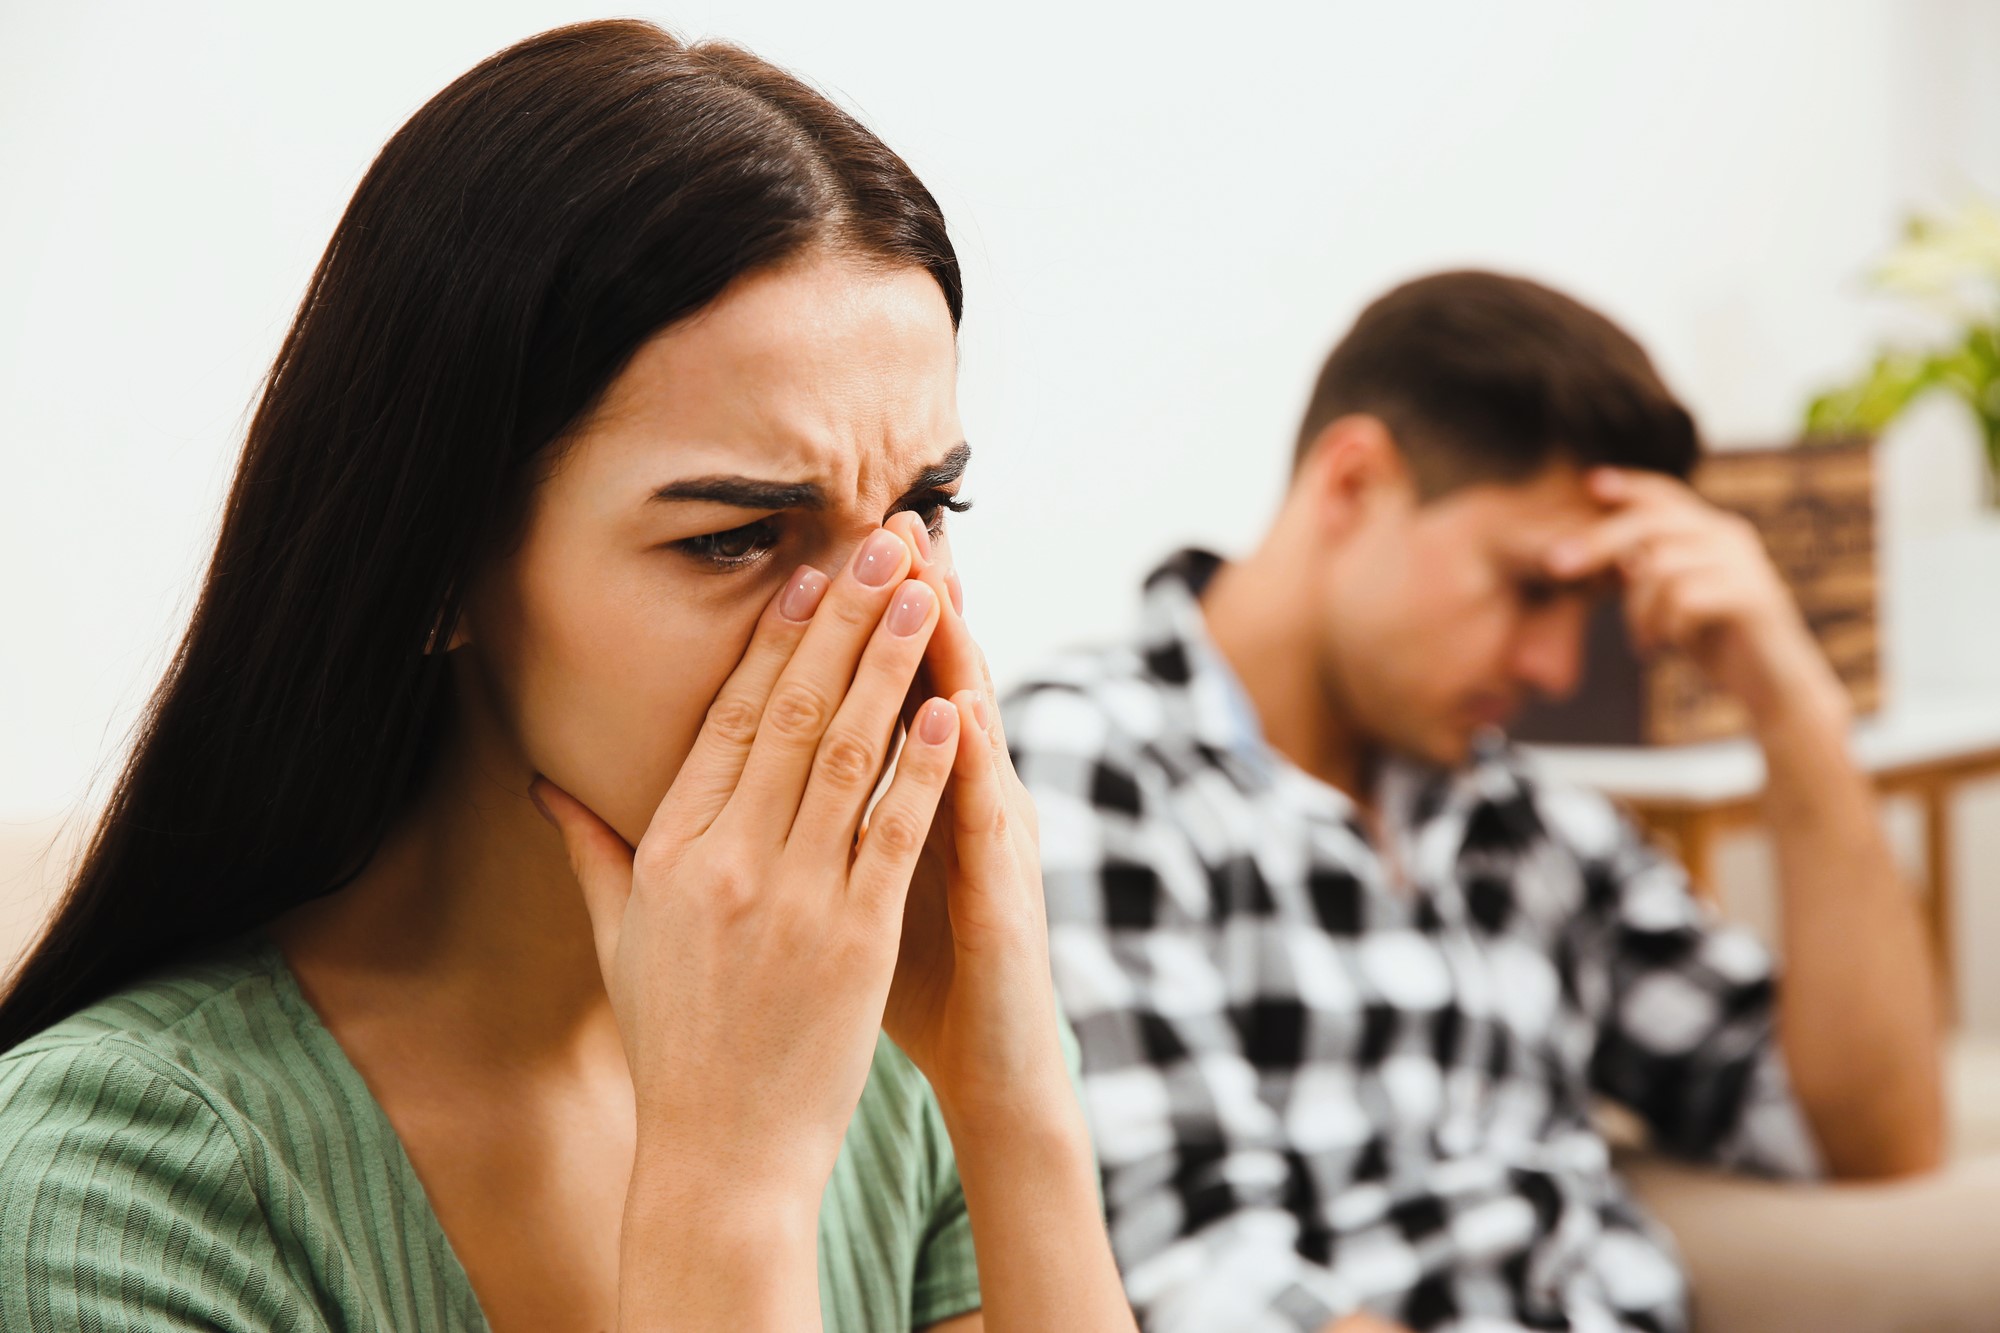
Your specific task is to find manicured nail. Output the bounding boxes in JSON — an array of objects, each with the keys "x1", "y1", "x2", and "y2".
[
  {"x1": 970, "y1": 693, "x2": 991, "y2": 729},
  {"x1": 528, "y1": 779, "x2": 556, "y2": 827},
  {"x1": 853, "y1": 529, "x2": 907, "y2": 587},
  {"x1": 778, "y1": 566, "x2": 830, "y2": 622},
  {"x1": 1548, "y1": 541, "x2": 1582, "y2": 575},
  {"x1": 917, "y1": 698, "x2": 957, "y2": 744},
  {"x1": 944, "y1": 567, "x2": 964, "y2": 616},
  {"x1": 907, "y1": 515, "x2": 933, "y2": 564},
  {"x1": 886, "y1": 580, "x2": 936, "y2": 636}
]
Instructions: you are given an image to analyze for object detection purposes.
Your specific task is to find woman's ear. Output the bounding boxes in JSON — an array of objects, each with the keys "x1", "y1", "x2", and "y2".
[
  {"x1": 425, "y1": 608, "x2": 472, "y2": 655},
  {"x1": 1296, "y1": 413, "x2": 1411, "y2": 541}
]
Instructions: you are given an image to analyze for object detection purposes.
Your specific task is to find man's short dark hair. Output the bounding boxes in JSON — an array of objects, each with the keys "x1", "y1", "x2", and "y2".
[{"x1": 1294, "y1": 270, "x2": 1700, "y2": 495}]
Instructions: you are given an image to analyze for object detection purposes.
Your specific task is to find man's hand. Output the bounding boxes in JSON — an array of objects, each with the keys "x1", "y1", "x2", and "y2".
[{"x1": 1545, "y1": 466, "x2": 1846, "y2": 731}]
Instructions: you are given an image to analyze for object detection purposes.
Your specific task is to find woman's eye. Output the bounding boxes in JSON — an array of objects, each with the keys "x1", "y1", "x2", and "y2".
[
  {"x1": 912, "y1": 491, "x2": 973, "y2": 538},
  {"x1": 675, "y1": 517, "x2": 782, "y2": 568}
]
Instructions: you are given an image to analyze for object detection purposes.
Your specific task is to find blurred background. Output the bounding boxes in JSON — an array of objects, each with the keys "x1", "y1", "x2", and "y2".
[{"x1": 4, "y1": 0, "x2": 2000, "y2": 1030}]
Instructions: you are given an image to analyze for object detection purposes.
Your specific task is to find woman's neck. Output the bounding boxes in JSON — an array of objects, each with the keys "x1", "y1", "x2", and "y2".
[{"x1": 270, "y1": 709, "x2": 616, "y2": 1063}]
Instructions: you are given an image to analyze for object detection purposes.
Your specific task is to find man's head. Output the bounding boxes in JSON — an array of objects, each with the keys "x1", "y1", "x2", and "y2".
[{"x1": 1279, "y1": 270, "x2": 1698, "y2": 767}]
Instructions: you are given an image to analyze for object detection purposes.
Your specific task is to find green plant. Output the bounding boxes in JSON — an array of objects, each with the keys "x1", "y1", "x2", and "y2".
[{"x1": 1807, "y1": 197, "x2": 2000, "y2": 500}]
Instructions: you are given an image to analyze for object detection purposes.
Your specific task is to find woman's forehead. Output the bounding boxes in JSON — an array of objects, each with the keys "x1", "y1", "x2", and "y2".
[
  {"x1": 619, "y1": 259, "x2": 953, "y2": 407},
  {"x1": 584, "y1": 262, "x2": 956, "y2": 474},
  {"x1": 558, "y1": 260, "x2": 962, "y2": 508}
]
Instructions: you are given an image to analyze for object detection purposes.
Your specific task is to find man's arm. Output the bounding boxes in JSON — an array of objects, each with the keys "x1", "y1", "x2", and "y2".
[
  {"x1": 1549, "y1": 466, "x2": 1943, "y2": 1178},
  {"x1": 1752, "y1": 656, "x2": 1944, "y2": 1175}
]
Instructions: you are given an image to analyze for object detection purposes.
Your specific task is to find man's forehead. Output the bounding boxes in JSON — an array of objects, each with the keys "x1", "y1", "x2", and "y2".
[{"x1": 1432, "y1": 466, "x2": 1600, "y2": 542}]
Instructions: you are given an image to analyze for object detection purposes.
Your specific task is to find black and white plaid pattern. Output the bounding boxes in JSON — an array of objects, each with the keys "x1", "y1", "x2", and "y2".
[{"x1": 1005, "y1": 550, "x2": 1818, "y2": 1333}]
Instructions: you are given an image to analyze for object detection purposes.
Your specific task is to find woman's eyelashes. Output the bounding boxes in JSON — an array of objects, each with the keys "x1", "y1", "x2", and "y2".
[
  {"x1": 905, "y1": 489, "x2": 972, "y2": 540},
  {"x1": 670, "y1": 492, "x2": 971, "y2": 572}
]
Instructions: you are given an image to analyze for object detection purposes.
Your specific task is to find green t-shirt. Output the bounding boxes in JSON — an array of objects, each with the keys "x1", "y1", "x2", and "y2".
[{"x1": 0, "y1": 936, "x2": 982, "y2": 1331}]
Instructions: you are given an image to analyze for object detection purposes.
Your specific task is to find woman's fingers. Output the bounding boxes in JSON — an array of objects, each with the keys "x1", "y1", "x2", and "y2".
[
  {"x1": 895, "y1": 511, "x2": 995, "y2": 727},
  {"x1": 788, "y1": 576, "x2": 942, "y2": 851},
  {"x1": 532, "y1": 777, "x2": 636, "y2": 981},
  {"x1": 655, "y1": 565, "x2": 830, "y2": 841},
  {"x1": 849, "y1": 696, "x2": 959, "y2": 908},
  {"x1": 945, "y1": 688, "x2": 1009, "y2": 846},
  {"x1": 727, "y1": 526, "x2": 920, "y2": 835},
  {"x1": 903, "y1": 538, "x2": 1026, "y2": 792}
]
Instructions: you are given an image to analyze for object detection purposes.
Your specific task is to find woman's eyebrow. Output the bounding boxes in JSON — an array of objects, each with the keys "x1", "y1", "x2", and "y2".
[
  {"x1": 650, "y1": 476, "x2": 826, "y2": 510},
  {"x1": 889, "y1": 442, "x2": 972, "y2": 507},
  {"x1": 650, "y1": 442, "x2": 970, "y2": 512}
]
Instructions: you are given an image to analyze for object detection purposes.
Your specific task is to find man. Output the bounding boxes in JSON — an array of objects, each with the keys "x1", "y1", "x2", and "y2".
[{"x1": 1004, "y1": 271, "x2": 1942, "y2": 1333}]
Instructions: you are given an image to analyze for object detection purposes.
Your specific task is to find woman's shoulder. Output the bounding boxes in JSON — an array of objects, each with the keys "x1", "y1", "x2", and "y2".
[
  {"x1": 0, "y1": 936, "x2": 321, "y2": 1205},
  {"x1": 0, "y1": 933, "x2": 385, "y2": 1238},
  {"x1": 0, "y1": 937, "x2": 480, "y2": 1331},
  {"x1": 1, "y1": 935, "x2": 304, "y2": 1120},
  {"x1": 0, "y1": 940, "x2": 318, "y2": 1329}
]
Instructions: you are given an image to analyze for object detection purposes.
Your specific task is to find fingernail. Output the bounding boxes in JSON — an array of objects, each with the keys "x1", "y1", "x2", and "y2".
[
  {"x1": 853, "y1": 529, "x2": 907, "y2": 587},
  {"x1": 886, "y1": 580, "x2": 936, "y2": 636},
  {"x1": 907, "y1": 515, "x2": 933, "y2": 564},
  {"x1": 945, "y1": 567, "x2": 964, "y2": 616},
  {"x1": 971, "y1": 693, "x2": 991, "y2": 729},
  {"x1": 917, "y1": 698, "x2": 957, "y2": 744},
  {"x1": 528, "y1": 779, "x2": 556, "y2": 827},
  {"x1": 778, "y1": 566, "x2": 830, "y2": 622},
  {"x1": 1548, "y1": 541, "x2": 1581, "y2": 574}
]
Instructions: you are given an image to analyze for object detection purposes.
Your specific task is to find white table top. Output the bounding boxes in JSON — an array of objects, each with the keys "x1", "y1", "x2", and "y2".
[{"x1": 1523, "y1": 693, "x2": 2000, "y2": 804}]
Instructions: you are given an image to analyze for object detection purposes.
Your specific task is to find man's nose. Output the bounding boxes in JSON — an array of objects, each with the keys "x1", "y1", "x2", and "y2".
[{"x1": 1512, "y1": 606, "x2": 1587, "y2": 701}]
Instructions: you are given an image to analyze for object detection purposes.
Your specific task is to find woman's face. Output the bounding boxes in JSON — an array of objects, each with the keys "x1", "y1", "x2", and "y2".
[{"x1": 458, "y1": 255, "x2": 965, "y2": 844}]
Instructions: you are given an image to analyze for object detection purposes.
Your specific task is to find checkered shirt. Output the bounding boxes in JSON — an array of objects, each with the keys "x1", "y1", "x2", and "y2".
[{"x1": 1004, "y1": 550, "x2": 1820, "y2": 1333}]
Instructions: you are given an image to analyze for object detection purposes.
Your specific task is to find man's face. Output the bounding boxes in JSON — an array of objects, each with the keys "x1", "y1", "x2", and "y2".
[{"x1": 1318, "y1": 461, "x2": 1611, "y2": 768}]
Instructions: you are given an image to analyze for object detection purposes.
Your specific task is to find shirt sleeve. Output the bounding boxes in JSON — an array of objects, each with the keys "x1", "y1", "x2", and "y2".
[
  {"x1": 1007, "y1": 684, "x2": 1363, "y2": 1333},
  {"x1": 0, "y1": 1038, "x2": 321, "y2": 1333},
  {"x1": 1558, "y1": 797, "x2": 1822, "y2": 1179}
]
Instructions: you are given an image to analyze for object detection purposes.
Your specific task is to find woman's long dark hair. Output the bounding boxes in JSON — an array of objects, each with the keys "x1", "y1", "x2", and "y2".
[{"x1": 0, "y1": 20, "x2": 960, "y2": 1050}]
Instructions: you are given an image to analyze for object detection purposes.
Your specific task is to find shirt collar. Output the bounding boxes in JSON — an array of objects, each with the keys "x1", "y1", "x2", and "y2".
[{"x1": 1137, "y1": 548, "x2": 1274, "y2": 775}]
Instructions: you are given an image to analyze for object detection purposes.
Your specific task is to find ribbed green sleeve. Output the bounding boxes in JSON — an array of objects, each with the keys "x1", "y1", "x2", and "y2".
[{"x1": 0, "y1": 1037, "x2": 315, "y2": 1332}]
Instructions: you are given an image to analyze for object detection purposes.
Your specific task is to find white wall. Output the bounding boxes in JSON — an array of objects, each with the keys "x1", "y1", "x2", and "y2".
[{"x1": 3, "y1": 0, "x2": 1997, "y2": 823}]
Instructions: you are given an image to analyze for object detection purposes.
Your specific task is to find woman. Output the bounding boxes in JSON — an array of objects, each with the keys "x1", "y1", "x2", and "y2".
[{"x1": 0, "y1": 21, "x2": 1133, "y2": 1333}]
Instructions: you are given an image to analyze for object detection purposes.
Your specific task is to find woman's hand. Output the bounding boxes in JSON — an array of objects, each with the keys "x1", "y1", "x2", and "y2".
[
  {"x1": 533, "y1": 524, "x2": 955, "y2": 1329},
  {"x1": 875, "y1": 513, "x2": 1067, "y2": 1124},
  {"x1": 880, "y1": 512, "x2": 1138, "y2": 1332}
]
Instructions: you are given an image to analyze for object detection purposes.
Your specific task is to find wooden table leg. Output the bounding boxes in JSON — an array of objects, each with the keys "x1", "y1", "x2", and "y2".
[
  {"x1": 1921, "y1": 777, "x2": 1958, "y2": 1028},
  {"x1": 1641, "y1": 807, "x2": 1718, "y2": 901},
  {"x1": 1680, "y1": 813, "x2": 1717, "y2": 903}
]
